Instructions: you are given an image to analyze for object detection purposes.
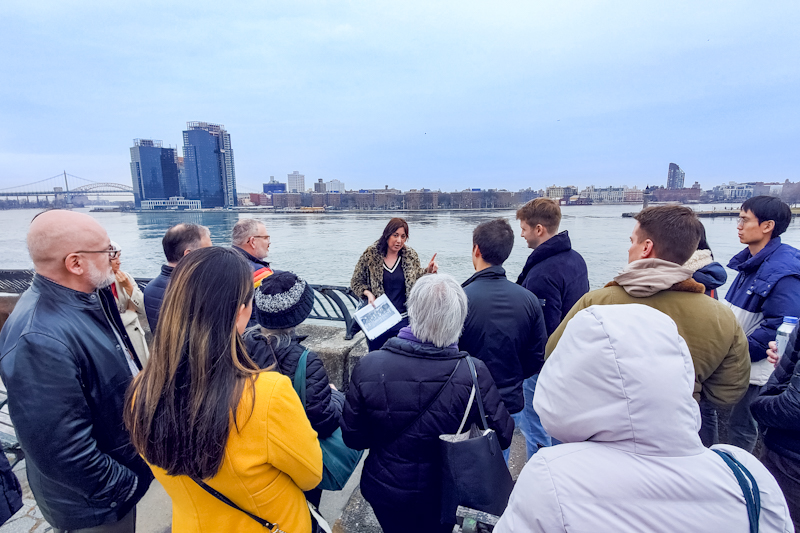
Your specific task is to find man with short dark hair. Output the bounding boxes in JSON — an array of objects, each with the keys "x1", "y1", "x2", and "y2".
[
  {"x1": 143, "y1": 223, "x2": 211, "y2": 331},
  {"x1": 515, "y1": 198, "x2": 589, "y2": 456},
  {"x1": 460, "y1": 218, "x2": 547, "y2": 460},
  {"x1": 0, "y1": 210, "x2": 152, "y2": 532},
  {"x1": 547, "y1": 205, "x2": 750, "y2": 414},
  {"x1": 724, "y1": 196, "x2": 800, "y2": 451}
]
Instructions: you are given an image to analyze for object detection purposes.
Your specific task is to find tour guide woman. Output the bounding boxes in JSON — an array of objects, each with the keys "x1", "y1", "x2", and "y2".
[
  {"x1": 350, "y1": 217, "x2": 438, "y2": 351},
  {"x1": 125, "y1": 247, "x2": 323, "y2": 533}
]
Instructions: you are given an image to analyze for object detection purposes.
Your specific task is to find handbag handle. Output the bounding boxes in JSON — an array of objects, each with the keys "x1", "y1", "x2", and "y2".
[
  {"x1": 193, "y1": 478, "x2": 285, "y2": 533},
  {"x1": 465, "y1": 357, "x2": 489, "y2": 431},
  {"x1": 712, "y1": 449, "x2": 760, "y2": 533}
]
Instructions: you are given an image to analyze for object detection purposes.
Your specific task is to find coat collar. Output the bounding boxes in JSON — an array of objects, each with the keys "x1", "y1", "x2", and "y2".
[
  {"x1": 516, "y1": 231, "x2": 572, "y2": 284},
  {"x1": 381, "y1": 336, "x2": 466, "y2": 360},
  {"x1": 462, "y1": 265, "x2": 507, "y2": 287},
  {"x1": 32, "y1": 273, "x2": 103, "y2": 309},
  {"x1": 728, "y1": 237, "x2": 782, "y2": 273},
  {"x1": 233, "y1": 246, "x2": 271, "y2": 269},
  {"x1": 160, "y1": 264, "x2": 174, "y2": 277}
]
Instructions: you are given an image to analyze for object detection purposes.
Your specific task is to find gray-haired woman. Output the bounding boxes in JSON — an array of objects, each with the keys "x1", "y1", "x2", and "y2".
[{"x1": 341, "y1": 274, "x2": 514, "y2": 533}]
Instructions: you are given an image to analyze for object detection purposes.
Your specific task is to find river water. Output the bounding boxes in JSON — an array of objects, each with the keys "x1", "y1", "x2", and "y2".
[{"x1": 2, "y1": 204, "x2": 798, "y2": 299}]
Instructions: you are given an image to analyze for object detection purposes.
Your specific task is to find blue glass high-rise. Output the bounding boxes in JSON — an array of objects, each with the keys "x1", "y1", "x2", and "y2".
[
  {"x1": 182, "y1": 122, "x2": 237, "y2": 208},
  {"x1": 129, "y1": 139, "x2": 180, "y2": 209}
]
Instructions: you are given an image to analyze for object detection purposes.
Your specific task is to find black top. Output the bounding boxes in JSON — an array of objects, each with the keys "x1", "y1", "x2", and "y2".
[{"x1": 383, "y1": 257, "x2": 407, "y2": 313}]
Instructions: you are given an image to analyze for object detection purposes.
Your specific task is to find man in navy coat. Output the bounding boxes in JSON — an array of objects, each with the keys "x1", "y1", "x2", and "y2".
[{"x1": 515, "y1": 198, "x2": 589, "y2": 456}]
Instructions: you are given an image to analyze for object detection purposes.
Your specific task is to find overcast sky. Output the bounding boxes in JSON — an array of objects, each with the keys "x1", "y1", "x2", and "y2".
[{"x1": 1, "y1": 1, "x2": 798, "y2": 193}]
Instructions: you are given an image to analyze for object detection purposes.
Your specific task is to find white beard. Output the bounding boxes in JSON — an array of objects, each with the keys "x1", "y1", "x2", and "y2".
[{"x1": 87, "y1": 262, "x2": 115, "y2": 289}]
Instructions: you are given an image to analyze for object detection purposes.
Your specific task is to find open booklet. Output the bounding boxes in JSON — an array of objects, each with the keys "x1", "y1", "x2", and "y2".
[{"x1": 354, "y1": 294, "x2": 402, "y2": 340}]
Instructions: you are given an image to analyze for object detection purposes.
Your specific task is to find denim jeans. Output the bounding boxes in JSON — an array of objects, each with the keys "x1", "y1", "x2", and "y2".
[
  {"x1": 699, "y1": 397, "x2": 720, "y2": 447},
  {"x1": 503, "y1": 410, "x2": 527, "y2": 463},
  {"x1": 521, "y1": 374, "x2": 552, "y2": 459},
  {"x1": 727, "y1": 384, "x2": 762, "y2": 452}
]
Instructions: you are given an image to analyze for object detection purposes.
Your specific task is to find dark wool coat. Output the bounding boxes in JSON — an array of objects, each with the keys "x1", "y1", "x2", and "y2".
[
  {"x1": 143, "y1": 264, "x2": 173, "y2": 332},
  {"x1": 752, "y1": 325, "x2": 800, "y2": 462},
  {"x1": 350, "y1": 243, "x2": 426, "y2": 302},
  {"x1": 341, "y1": 337, "x2": 514, "y2": 530},
  {"x1": 243, "y1": 329, "x2": 343, "y2": 439},
  {"x1": 516, "y1": 231, "x2": 590, "y2": 336},
  {"x1": 0, "y1": 276, "x2": 152, "y2": 530},
  {"x1": 460, "y1": 265, "x2": 547, "y2": 413}
]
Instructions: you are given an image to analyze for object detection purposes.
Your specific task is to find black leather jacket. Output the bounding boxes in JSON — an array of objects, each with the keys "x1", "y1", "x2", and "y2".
[{"x1": 0, "y1": 275, "x2": 152, "y2": 529}]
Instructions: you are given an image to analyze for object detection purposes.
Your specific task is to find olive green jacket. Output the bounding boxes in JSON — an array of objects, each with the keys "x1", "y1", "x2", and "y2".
[{"x1": 545, "y1": 279, "x2": 750, "y2": 406}]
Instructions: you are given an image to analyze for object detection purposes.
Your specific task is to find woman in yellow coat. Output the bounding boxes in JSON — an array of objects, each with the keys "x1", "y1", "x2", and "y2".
[{"x1": 125, "y1": 247, "x2": 322, "y2": 533}]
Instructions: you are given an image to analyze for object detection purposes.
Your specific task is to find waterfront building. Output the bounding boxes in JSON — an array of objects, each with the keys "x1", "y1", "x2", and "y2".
[
  {"x1": 624, "y1": 186, "x2": 644, "y2": 203},
  {"x1": 129, "y1": 139, "x2": 180, "y2": 209},
  {"x1": 140, "y1": 196, "x2": 202, "y2": 210},
  {"x1": 314, "y1": 179, "x2": 326, "y2": 193},
  {"x1": 667, "y1": 163, "x2": 685, "y2": 189},
  {"x1": 720, "y1": 182, "x2": 755, "y2": 200},
  {"x1": 288, "y1": 171, "x2": 305, "y2": 193},
  {"x1": 263, "y1": 176, "x2": 286, "y2": 194},
  {"x1": 182, "y1": 121, "x2": 237, "y2": 208},
  {"x1": 327, "y1": 179, "x2": 345, "y2": 193},
  {"x1": 248, "y1": 193, "x2": 272, "y2": 206},
  {"x1": 272, "y1": 192, "x2": 302, "y2": 208},
  {"x1": 546, "y1": 185, "x2": 578, "y2": 200},
  {"x1": 579, "y1": 185, "x2": 625, "y2": 203}
]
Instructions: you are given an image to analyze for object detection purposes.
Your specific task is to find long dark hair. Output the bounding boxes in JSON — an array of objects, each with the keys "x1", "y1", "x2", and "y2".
[
  {"x1": 697, "y1": 223, "x2": 714, "y2": 259},
  {"x1": 376, "y1": 217, "x2": 409, "y2": 256},
  {"x1": 125, "y1": 247, "x2": 258, "y2": 479}
]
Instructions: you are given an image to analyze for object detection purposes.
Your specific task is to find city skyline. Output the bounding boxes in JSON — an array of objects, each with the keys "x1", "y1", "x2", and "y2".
[{"x1": 2, "y1": 2, "x2": 798, "y2": 192}]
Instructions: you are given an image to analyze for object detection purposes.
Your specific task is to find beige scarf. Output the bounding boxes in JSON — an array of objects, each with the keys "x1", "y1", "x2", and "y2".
[{"x1": 613, "y1": 258, "x2": 695, "y2": 298}]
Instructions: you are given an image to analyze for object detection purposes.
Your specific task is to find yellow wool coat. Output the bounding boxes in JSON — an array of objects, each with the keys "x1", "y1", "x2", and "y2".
[{"x1": 151, "y1": 372, "x2": 323, "y2": 533}]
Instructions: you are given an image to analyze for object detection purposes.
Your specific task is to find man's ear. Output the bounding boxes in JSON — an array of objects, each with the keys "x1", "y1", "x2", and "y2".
[
  {"x1": 472, "y1": 243, "x2": 481, "y2": 259},
  {"x1": 761, "y1": 220, "x2": 775, "y2": 236},
  {"x1": 64, "y1": 253, "x2": 84, "y2": 276},
  {"x1": 183, "y1": 248, "x2": 192, "y2": 256},
  {"x1": 535, "y1": 224, "x2": 546, "y2": 237},
  {"x1": 641, "y1": 239, "x2": 655, "y2": 259}
]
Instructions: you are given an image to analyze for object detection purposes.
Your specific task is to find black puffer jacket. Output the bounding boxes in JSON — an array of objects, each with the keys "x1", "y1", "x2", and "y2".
[
  {"x1": 342, "y1": 336, "x2": 514, "y2": 528},
  {"x1": 752, "y1": 325, "x2": 800, "y2": 461},
  {"x1": 461, "y1": 265, "x2": 547, "y2": 413},
  {"x1": 243, "y1": 329, "x2": 343, "y2": 439},
  {"x1": 142, "y1": 264, "x2": 173, "y2": 332},
  {"x1": 0, "y1": 276, "x2": 152, "y2": 530}
]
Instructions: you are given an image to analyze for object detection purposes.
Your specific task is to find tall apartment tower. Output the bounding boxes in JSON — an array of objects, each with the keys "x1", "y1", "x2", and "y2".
[
  {"x1": 327, "y1": 179, "x2": 344, "y2": 193},
  {"x1": 129, "y1": 139, "x2": 180, "y2": 209},
  {"x1": 288, "y1": 171, "x2": 305, "y2": 193},
  {"x1": 667, "y1": 163, "x2": 685, "y2": 189},
  {"x1": 182, "y1": 122, "x2": 237, "y2": 208},
  {"x1": 314, "y1": 178, "x2": 326, "y2": 193}
]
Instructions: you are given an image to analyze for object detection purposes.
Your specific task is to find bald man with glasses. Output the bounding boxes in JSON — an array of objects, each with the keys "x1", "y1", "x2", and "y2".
[{"x1": 0, "y1": 210, "x2": 152, "y2": 532}]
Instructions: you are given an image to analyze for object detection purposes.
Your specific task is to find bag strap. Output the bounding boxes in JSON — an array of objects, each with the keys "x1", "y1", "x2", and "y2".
[
  {"x1": 292, "y1": 349, "x2": 310, "y2": 408},
  {"x1": 455, "y1": 384, "x2": 476, "y2": 434},
  {"x1": 465, "y1": 357, "x2": 489, "y2": 431},
  {"x1": 193, "y1": 478, "x2": 285, "y2": 532},
  {"x1": 712, "y1": 449, "x2": 761, "y2": 533},
  {"x1": 392, "y1": 358, "x2": 462, "y2": 441}
]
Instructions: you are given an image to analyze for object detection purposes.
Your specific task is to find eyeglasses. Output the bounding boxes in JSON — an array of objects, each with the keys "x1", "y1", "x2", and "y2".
[
  {"x1": 251, "y1": 235, "x2": 271, "y2": 242},
  {"x1": 75, "y1": 247, "x2": 121, "y2": 259}
]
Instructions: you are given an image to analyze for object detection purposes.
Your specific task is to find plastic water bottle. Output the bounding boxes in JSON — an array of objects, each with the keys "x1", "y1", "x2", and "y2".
[{"x1": 776, "y1": 316, "x2": 799, "y2": 359}]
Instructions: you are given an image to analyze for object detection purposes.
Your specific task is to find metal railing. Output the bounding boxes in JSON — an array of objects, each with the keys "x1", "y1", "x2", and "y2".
[{"x1": 1, "y1": 270, "x2": 361, "y2": 341}]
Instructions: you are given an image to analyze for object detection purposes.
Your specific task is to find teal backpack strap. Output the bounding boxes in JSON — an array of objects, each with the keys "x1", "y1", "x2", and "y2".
[
  {"x1": 292, "y1": 348, "x2": 310, "y2": 408},
  {"x1": 713, "y1": 449, "x2": 760, "y2": 533}
]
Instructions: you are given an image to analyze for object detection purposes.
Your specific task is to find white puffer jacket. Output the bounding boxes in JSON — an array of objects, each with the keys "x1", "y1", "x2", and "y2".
[{"x1": 496, "y1": 304, "x2": 793, "y2": 533}]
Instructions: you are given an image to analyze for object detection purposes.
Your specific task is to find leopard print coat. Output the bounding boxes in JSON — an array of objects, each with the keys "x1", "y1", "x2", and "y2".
[{"x1": 350, "y1": 243, "x2": 426, "y2": 302}]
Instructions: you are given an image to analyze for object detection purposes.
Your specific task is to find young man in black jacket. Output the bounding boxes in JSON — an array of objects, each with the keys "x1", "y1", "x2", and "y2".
[
  {"x1": 460, "y1": 218, "x2": 548, "y2": 460},
  {"x1": 515, "y1": 198, "x2": 590, "y2": 457},
  {"x1": 752, "y1": 325, "x2": 800, "y2": 528}
]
